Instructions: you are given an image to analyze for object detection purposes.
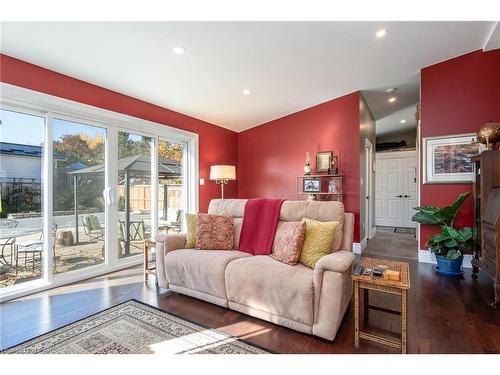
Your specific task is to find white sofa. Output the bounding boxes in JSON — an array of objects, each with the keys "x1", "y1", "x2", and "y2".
[{"x1": 155, "y1": 199, "x2": 355, "y2": 341}]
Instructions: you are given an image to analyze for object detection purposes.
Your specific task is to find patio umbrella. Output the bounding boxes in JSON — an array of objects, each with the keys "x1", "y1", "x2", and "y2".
[{"x1": 68, "y1": 154, "x2": 182, "y2": 254}]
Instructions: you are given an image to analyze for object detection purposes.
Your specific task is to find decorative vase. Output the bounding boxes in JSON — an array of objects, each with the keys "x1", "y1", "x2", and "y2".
[
  {"x1": 434, "y1": 255, "x2": 464, "y2": 276},
  {"x1": 304, "y1": 152, "x2": 311, "y2": 175}
]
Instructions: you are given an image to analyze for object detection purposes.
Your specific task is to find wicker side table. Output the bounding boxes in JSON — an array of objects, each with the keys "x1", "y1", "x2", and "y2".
[{"x1": 351, "y1": 257, "x2": 411, "y2": 354}]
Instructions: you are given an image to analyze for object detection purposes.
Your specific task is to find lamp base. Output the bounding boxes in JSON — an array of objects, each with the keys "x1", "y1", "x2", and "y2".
[{"x1": 215, "y1": 179, "x2": 228, "y2": 199}]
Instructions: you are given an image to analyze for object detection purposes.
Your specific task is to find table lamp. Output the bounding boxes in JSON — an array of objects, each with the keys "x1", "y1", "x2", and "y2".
[{"x1": 210, "y1": 165, "x2": 236, "y2": 199}]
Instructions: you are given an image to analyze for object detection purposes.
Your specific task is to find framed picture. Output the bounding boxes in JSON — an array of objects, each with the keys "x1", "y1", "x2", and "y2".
[
  {"x1": 423, "y1": 133, "x2": 479, "y2": 184},
  {"x1": 303, "y1": 177, "x2": 321, "y2": 192},
  {"x1": 315, "y1": 151, "x2": 332, "y2": 173}
]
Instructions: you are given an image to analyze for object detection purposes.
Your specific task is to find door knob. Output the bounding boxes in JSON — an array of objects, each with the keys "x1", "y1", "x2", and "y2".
[{"x1": 396, "y1": 195, "x2": 403, "y2": 198}]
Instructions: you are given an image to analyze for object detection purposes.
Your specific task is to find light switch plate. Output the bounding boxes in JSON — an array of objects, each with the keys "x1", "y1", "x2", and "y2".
[{"x1": 199, "y1": 178, "x2": 205, "y2": 185}]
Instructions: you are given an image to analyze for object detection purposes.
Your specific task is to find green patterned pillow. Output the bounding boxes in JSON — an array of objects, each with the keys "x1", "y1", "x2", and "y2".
[
  {"x1": 299, "y1": 218, "x2": 340, "y2": 268},
  {"x1": 185, "y1": 213, "x2": 198, "y2": 248}
]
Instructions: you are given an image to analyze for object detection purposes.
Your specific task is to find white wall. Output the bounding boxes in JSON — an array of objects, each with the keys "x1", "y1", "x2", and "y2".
[
  {"x1": 0, "y1": 155, "x2": 41, "y2": 182},
  {"x1": 359, "y1": 94, "x2": 376, "y2": 241}
]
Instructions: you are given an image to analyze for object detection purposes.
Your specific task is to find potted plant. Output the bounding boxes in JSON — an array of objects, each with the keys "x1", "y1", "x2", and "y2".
[{"x1": 411, "y1": 192, "x2": 475, "y2": 276}]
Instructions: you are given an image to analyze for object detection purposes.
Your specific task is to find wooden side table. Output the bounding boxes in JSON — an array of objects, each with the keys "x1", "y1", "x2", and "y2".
[
  {"x1": 352, "y1": 257, "x2": 411, "y2": 354},
  {"x1": 143, "y1": 240, "x2": 157, "y2": 285}
]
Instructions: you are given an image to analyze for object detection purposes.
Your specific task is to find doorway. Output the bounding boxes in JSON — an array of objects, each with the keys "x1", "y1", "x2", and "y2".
[{"x1": 361, "y1": 80, "x2": 420, "y2": 260}]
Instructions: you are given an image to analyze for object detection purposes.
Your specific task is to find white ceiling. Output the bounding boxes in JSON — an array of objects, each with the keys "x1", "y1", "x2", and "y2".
[
  {"x1": 0, "y1": 22, "x2": 496, "y2": 132},
  {"x1": 376, "y1": 105, "x2": 418, "y2": 136}
]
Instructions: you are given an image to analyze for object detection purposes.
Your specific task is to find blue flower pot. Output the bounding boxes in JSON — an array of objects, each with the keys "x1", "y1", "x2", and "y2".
[{"x1": 434, "y1": 255, "x2": 464, "y2": 276}]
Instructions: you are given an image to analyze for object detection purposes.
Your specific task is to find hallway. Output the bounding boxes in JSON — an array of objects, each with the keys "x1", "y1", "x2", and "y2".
[{"x1": 364, "y1": 226, "x2": 417, "y2": 260}]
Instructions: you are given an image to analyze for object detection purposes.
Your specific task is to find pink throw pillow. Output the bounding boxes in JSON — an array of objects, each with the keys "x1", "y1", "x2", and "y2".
[
  {"x1": 270, "y1": 221, "x2": 306, "y2": 265},
  {"x1": 195, "y1": 213, "x2": 234, "y2": 250}
]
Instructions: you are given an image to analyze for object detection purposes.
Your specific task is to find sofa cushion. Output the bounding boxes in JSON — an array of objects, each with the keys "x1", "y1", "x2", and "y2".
[
  {"x1": 165, "y1": 249, "x2": 250, "y2": 299},
  {"x1": 271, "y1": 221, "x2": 306, "y2": 265},
  {"x1": 195, "y1": 213, "x2": 234, "y2": 250},
  {"x1": 279, "y1": 200, "x2": 345, "y2": 252},
  {"x1": 208, "y1": 199, "x2": 346, "y2": 253},
  {"x1": 225, "y1": 256, "x2": 314, "y2": 326},
  {"x1": 299, "y1": 218, "x2": 340, "y2": 268}
]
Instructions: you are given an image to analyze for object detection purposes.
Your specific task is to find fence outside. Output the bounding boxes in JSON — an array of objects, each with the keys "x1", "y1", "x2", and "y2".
[
  {"x1": 0, "y1": 177, "x2": 41, "y2": 216},
  {"x1": 116, "y1": 184, "x2": 182, "y2": 212}
]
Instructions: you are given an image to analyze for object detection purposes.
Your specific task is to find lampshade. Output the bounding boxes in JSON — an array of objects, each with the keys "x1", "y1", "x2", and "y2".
[{"x1": 210, "y1": 165, "x2": 236, "y2": 180}]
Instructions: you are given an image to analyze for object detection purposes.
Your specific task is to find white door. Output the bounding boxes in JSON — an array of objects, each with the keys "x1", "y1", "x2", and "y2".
[
  {"x1": 403, "y1": 158, "x2": 418, "y2": 228},
  {"x1": 375, "y1": 151, "x2": 417, "y2": 228},
  {"x1": 375, "y1": 157, "x2": 405, "y2": 227}
]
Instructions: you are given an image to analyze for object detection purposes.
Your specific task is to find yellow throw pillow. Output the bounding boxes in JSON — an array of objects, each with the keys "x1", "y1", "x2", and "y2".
[
  {"x1": 299, "y1": 218, "x2": 340, "y2": 268},
  {"x1": 185, "y1": 213, "x2": 197, "y2": 248}
]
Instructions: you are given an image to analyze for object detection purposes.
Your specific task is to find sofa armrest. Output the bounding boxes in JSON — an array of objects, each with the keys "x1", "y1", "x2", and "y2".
[
  {"x1": 314, "y1": 250, "x2": 355, "y2": 274},
  {"x1": 312, "y1": 250, "x2": 355, "y2": 340},
  {"x1": 340, "y1": 213, "x2": 354, "y2": 252},
  {"x1": 155, "y1": 233, "x2": 187, "y2": 288},
  {"x1": 157, "y1": 232, "x2": 187, "y2": 253}
]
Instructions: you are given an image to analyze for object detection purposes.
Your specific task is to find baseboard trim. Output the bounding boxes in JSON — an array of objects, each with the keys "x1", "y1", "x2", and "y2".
[
  {"x1": 369, "y1": 227, "x2": 376, "y2": 239},
  {"x1": 353, "y1": 238, "x2": 367, "y2": 255},
  {"x1": 418, "y1": 250, "x2": 472, "y2": 269}
]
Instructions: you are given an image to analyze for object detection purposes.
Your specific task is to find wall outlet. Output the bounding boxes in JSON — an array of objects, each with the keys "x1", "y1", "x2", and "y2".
[{"x1": 199, "y1": 178, "x2": 205, "y2": 185}]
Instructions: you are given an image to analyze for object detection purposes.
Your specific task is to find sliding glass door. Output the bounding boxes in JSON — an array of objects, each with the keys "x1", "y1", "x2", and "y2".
[
  {"x1": 52, "y1": 118, "x2": 107, "y2": 274},
  {"x1": 117, "y1": 130, "x2": 152, "y2": 259},
  {"x1": 158, "y1": 139, "x2": 186, "y2": 233},
  {"x1": 0, "y1": 109, "x2": 45, "y2": 289},
  {"x1": 0, "y1": 84, "x2": 198, "y2": 300}
]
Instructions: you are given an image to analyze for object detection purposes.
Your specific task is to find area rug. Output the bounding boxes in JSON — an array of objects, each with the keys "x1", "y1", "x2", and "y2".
[
  {"x1": 3, "y1": 300, "x2": 269, "y2": 354},
  {"x1": 394, "y1": 227, "x2": 416, "y2": 235}
]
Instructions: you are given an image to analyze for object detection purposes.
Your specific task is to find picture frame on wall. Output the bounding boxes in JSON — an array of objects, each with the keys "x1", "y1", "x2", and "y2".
[
  {"x1": 315, "y1": 151, "x2": 332, "y2": 173},
  {"x1": 423, "y1": 133, "x2": 479, "y2": 184},
  {"x1": 303, "y1": 177, "x2": 321, "y2": 193}
]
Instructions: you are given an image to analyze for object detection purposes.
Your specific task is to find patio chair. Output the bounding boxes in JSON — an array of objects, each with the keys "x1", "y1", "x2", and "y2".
[
  {"x1": 119, "y1": 220, "x2": 151, "y2": 242},
  {"x1": 159, "y1": 209, "x2": 183, "y2": 233},
  {"x1": 15, "y1": 224, "x2": 58, "y2": 276},
  {"x1": 82, "y1": 214, "x2": 104, "y2": 242},
  {"x1": 0, "y1": 219, "x2": 18, "y2": 266}
]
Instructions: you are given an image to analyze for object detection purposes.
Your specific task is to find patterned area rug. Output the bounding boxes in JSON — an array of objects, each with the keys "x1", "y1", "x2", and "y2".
[{"x1": 3, "y1": 300, "x2": 269, "y2": 354}]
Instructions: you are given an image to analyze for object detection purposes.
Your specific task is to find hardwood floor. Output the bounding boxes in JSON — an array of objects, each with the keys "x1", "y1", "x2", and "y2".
[
  {"x1": 1, "y1": 255, "x2": 499, "y2": 353},
  {"x1": 363, "y1": 226, "x2": 418, "y2": 260}
]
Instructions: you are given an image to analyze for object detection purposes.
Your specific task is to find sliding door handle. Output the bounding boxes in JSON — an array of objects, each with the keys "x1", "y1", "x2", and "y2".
[
  {"x1": 396, "y1": 195, "x2": 403, "y2": 198},
  {"x1": 404, "y1": 195, "x2": 411, "y2": 198}
]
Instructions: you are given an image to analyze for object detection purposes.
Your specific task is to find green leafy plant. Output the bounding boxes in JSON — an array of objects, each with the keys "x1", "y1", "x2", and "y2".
[
  {"x1": 412, "y1": 191, "x2": 469, "y2": 227},
  {"x1": 411, "y1": 191, "x2": 473, "y2": 259},
  {"x1": 427, "y1": 226, "x2": 474, "y2": 259}
]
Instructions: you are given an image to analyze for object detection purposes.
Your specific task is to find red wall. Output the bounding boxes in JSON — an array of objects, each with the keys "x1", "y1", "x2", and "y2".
[
  {"x1": 0, "y1": 54, "x2": 238, "y2": 212},
  {"x1": 238, "y1": 92, "x2": 362, "y2": 242},
  {"x1": 419, "y1": 49, "x2": 500, "y2": 249}
]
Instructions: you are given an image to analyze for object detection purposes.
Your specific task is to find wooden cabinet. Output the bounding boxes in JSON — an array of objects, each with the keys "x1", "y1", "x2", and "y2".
[{"x1": 472, "y1": 150, "x2": 500, "y2": 307}]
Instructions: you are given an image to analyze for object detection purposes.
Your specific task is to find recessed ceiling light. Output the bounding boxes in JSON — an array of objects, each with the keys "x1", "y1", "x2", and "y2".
[
  {"x1": 386, "y1": 88, "x2": 395, "y2": 93},
  {"x1": 400, "y1": 119, "x2": 407, "y2": 124},
  {"x1": 243, "y1": 89, "x2": 251, "y2": 95},
  {"x1": 173, "y1": 46, "x2": 185, "y2": 55},
  {"x1": 388, "y1": 97, "x2": 396, "y2": 103},
  {"x1": 375, "y1": 29, "x2": 387, "y2": 39}
]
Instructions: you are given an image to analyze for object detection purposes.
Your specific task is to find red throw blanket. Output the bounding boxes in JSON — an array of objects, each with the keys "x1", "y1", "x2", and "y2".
[{"x1": 238, "y1": 198, "x2": 285, "y2": 255}]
